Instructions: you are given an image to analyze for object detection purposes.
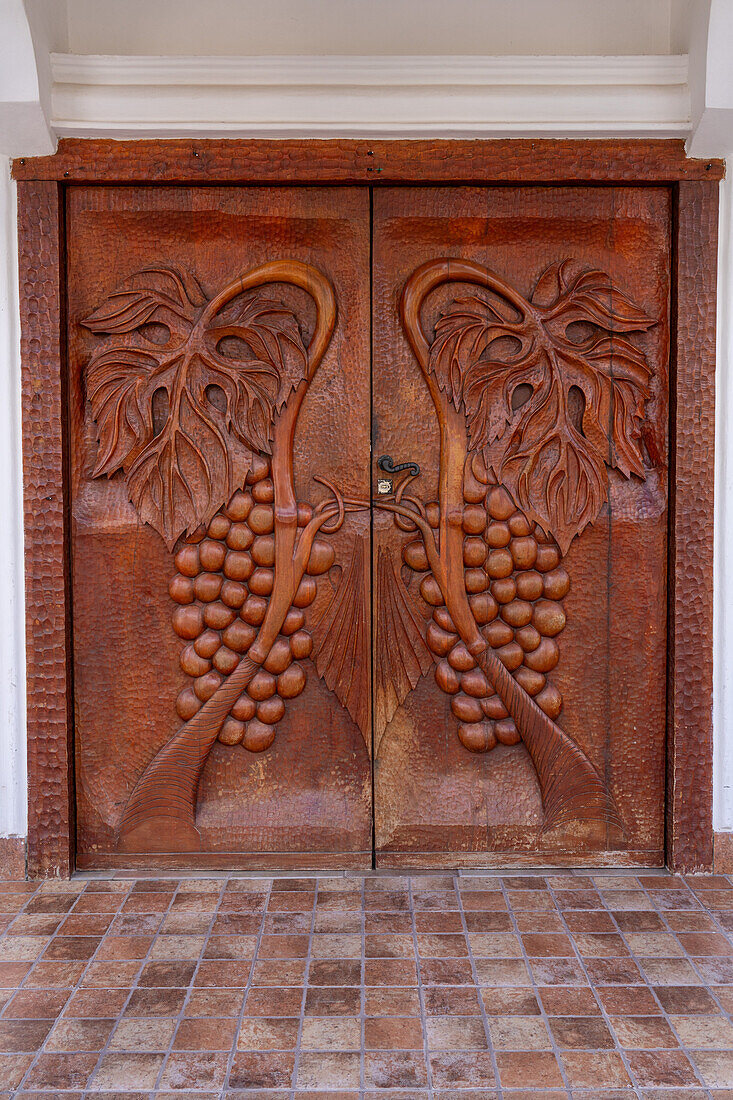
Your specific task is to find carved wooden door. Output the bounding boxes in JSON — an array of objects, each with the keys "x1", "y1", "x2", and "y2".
[
  {"x1": 69, "y1": 183, "x2": 669, "y2": 869},
  {"x1": 372, "y1": 187, "x2": 670, "y2": 866},
  {"x1": 68, "y1": 187, "x2": 373, "y2": 868}
]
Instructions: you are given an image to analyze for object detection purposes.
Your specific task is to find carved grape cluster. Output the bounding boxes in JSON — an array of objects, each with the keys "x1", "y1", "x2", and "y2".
[
  {"x1": 403, "y1": 452, "x2": 569, "y2": 753},
  {"x1": 168, "y1": 455, "x2": 333, "y2": 752}
]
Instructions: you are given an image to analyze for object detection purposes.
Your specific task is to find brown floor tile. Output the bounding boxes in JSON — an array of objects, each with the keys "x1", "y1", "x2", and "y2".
[
  {"x1": 584, "y1": 957, "x2": 644, "y2": 985},
  {"x1": 424, "y1": 984, "x2": 482, "y2": 1015},
  {"x1": 610, "y1": 1015, "x2": 679, "y2": 1048},
  {"x1": 63, "y1": 986, "x2": 130, "y2": 1016},
  {"x1": 244, "y1": 986, "x2": 304, "y2": 1016},
  {"x1": 671, "y1": 1014, "x2": 733, "y2": 1048},
  {"x1": 626, "y1": 1049, "x2": 699, "y2": 1086},
  {"x1": 27, "y1": 959, "x2": 86, "y2": 986},
  {"x1": 425, "y1": 1015, "x2": 487, "y2": 1050},
  {"x1": 309, "y1": 958, "x2": 361, "y2": 985},
  {"x1": 44, "y1": 1016, "x2": 115, "y2": 1050},
  {"x1": 229, "y1": 1050, "x2": 295, "y2": 1087},
  {"x1": 24, "y1": 1051, "x2": 98, "y2": 1089},
  {"x1": 481, "y1": 986, "x2": 540, "y2": 1015},
  {"x1": 572, "y1": 932, "x2": 630, "y2": 956},
  {"x1": 253, "y1": 957, "x2": 308, "y2": 985},
  {"x1": 474, "y1": 958, "x2": 532, "y2": 985},
  {"x1": 89, "y1": 1051, "x2": 166, "y2": 1089},
  {"x1": 258, "y1": 933, "x2": 310, "y2": 958},
  {"x1": 365, "y1": 987, "x2": 422, "y2": 1016},
  {"x1": 0, "y1": 1019, "x2": 52, "y2": 1051},
  {"x1": 365, "y1": 958, "x2": 418, "y2": 985},
  {"x1": 366, "y1": 1016, "x2": 424, "y2": 1049},
  {"x1": 237, "y1": 1016, "x2": 300, "y2": 1050},
  {"x1": 522, "y1": 933, "x2": 574, "y2": 956},
  {"x1": 0, "y1": 1054, "x2": 34, "y2": 1091},
  {"x1": 2, "y1": 987, "x2": 70, "y2": 1018},
  {"x1": 654, "y1": 985, "x2": 720, "y2": 1013},
  {"x1": 365, "y1": 933, "x2": 415, "y2": 958},
  {"x1": 108, "y1": 1016, "x2": 177, "y2": 1050},
  {"x1": 420, "y1": 958, "x2": 475, "y2": 984},
  {"x1": 463, "y1": 911, "x2": 513, "y2": 932},
  {"x1": 489, "y1": 1015, "x2": 552, "y2": 1050},
  {"x1": 538, "y1": 986, "x2": 601, "y2": 1015},
  {"x1": 196, "y1": 960, "x2": 253, "y2": 986},
  {"x1": 612, "y1": 911, "x2": 666, "y2": 932},
  {"x1": 124, "y1": 985, "x2": 187, "y2": 1016},
  {"x1": 415, "y1": 911, "x2": 464, "y2": 932},
  {"x1": 549, "y1": 1015, "x2": 615, "y2": 1048},
  {"x1": 690, "y1": 1049, "x2": 733, "y2": 1087},
  {"x1": 137, "y1": 960, "x2": 196, "y2": 986},
  {"x1": 304, "y1": 986, "x2": 361, "y2": 1015},
  {"x1": 301, "y1": 1016, "x2": 361, "y2": 1050},
  {"x1": 529, "y1": 958, "x2": 589, "y2": 985},
  {"x1": 173, "y1": 1016, "x2": 238, "y2": 1049},
  {"x1": 561, "y1": 1050, "x2": 631, "y2": 1087},
  {"x1": 297, "y1": 1051, "x2": 360, "y2": 1087},
  {"x1": 365, "y1": 1050, "x2": 430, "y2": 1087},
  {"x1": 496, "y1": 1051, "x2": 563, "y2": 1087},
  {"x1": 159, "y1": 1050, "x2": 229, "y2": 1088}
]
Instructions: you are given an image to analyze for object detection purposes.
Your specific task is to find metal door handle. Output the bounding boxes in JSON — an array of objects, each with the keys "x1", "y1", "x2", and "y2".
[{"x1": 377, "y1": 454, "x2": 420, "y2": 477}]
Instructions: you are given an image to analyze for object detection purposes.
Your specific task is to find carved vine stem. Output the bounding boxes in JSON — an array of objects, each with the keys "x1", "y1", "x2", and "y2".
[
  {"x1": 397, "y1": 260, "x2": 621, "y2": 832},
  {"x1": 118, "y1": 263, "x2": 337, "y2": 851}
]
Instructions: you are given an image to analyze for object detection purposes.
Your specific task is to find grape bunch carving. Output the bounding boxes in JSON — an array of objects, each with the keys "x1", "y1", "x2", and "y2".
[
  {"x1": 81, "y1": 261, "x2": 340, "y2": 850},
  {"x1": 385, "y1": 258, "x2": 655, "y2": 830},
  {"x1": 402, "y1": 464, "x2": 569, "y2": 754}
]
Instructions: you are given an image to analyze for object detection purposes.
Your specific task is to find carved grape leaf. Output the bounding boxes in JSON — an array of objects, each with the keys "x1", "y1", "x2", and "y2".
[
  {"x1": 81, "y1": 265, "x2": 308, "y2": 548},
  {"x1": 428, "y1": 261, "x2": 655, "y2": 554}
]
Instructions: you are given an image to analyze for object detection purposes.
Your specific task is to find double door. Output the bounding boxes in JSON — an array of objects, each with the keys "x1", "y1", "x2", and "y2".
[{"x1": 67, "y1": 184, "x2": 670, "y2": 868}]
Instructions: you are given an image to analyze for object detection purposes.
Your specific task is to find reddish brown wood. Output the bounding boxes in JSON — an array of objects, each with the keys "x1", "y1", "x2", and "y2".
[
  {"x1": 667, "y1": 181, "x2": 718, "y2": 872},
  {"x1": 372, "y1": 186, "x2": 671, "y2": 866},
  {"x1": 11, "y1": 138, "x2": 724, "y2": 184},
  {"x1": 17, "y1": 181, "x2": 75, "y2": 878},
  {"x1": 67, "y1": 185, "x2": 372, "y2": 868},
  {"x1": 15, "y1": 141, "x2": 719, "y2": 876}
]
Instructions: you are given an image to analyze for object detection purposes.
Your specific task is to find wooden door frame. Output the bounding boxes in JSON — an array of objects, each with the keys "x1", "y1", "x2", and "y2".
[{"x1": 13, "y1": 138, "x2": 722, "y2": 877}]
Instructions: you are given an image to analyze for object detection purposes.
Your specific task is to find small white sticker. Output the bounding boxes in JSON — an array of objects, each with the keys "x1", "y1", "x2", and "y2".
[{"x1": 377, "y1": 479, "x2": 392, "y2": 495}]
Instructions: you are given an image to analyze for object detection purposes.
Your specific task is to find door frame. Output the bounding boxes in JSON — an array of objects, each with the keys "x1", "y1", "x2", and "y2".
[{"x1": 13, "y1": 138, "x2": 722, "y2": 876}]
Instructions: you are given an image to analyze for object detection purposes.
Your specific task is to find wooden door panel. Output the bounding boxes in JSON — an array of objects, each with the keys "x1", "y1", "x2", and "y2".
[
  {"x1": 67, "y1": 186, "x2": 372, "y2": 868},
  {"x1": 372, "y1": 186, "x2": 670, "y2": 866}
]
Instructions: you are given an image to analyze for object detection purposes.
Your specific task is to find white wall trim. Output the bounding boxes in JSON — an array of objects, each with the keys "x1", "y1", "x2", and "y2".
[
  {"x1": 49, "y1": 53, "x2": 691, "y2": 138},
  {"x1": 0, "y1": 159, "x2": 26, "y2": 837}
]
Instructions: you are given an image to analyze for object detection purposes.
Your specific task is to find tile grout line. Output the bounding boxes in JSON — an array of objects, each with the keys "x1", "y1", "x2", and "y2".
[
  {"x1": 151, "y1": 875, "x2": 230, "y2": 1095},
  {"x1": 498, "y1": 876, "x2": 577, "y2": 1099},
  {"x1": 604, "y1": 875, "x2": 719, "y2": 1095},
  {"x1": 221, "y1": 873, "x2": 273, "y2": 1097},
  {"x1": 9, "y1": 879, "x2": 133, "y2": 1095},
  {"x1": 359, "y1": 873, "x2": 366, "y2": 1100},
  {"x1": 675, "y1": 875, "x2": 733, "y2": 1023},
  {"x1": 83, "y1": 878, "x2": 184, "y2": 1098},
  {"x1": 287, "y1": 875, "x2": 318, "y2": 1098},
  {"x1": 407, "y1": 875, "x2": 434, "y2": 1100},
  {"x1": 547, "y1": 873, "x2": 649, "y2": 1098},
  {"x1": 454, "y1": 875, "x2": 504, "y2": 1100}
]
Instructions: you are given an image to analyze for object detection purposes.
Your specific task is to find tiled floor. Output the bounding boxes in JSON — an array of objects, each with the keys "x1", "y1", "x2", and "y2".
[{"x1": 0, "y1": 871, "x2": 732, "y2": 1097}]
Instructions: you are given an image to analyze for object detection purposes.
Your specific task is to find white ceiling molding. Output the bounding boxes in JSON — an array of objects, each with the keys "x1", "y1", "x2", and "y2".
[
  {"x1": 0, "y1": 0, "x2": 57, "y2": 156},
  {"x1": 49, "y1": 53, "x2": 691, "y2": 139}
]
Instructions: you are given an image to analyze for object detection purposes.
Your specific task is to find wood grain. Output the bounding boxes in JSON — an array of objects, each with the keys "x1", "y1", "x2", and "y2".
[
  {"x1": 667, "y1": 181, "x2": 718, "y2": 872},
  {"x1": 18, "y1": 181, "x2": 74, "y2": 878},
  {"x1": 12, "y1": 138, "x2": 724, "y2": 184}
]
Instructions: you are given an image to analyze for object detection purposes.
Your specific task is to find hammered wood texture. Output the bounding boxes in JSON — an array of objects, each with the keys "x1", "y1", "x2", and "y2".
[
  {"x1": 667, "y1": 182, "x2": 718, "y2": 872},
  {"x1": 11, "y1": 138, "x2": 725, "y2": 184},
  {"x1": 17, "y1": 182, "x2": 74, "y2": 879}
]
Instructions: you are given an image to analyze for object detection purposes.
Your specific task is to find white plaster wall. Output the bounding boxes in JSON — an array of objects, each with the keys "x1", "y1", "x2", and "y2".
[
  {"x1": 1, "y1": 0, "x2": 732, "y2": 845},
  {"x1": 0, "y1": 158, "x2": 26, "y2": 838}
]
